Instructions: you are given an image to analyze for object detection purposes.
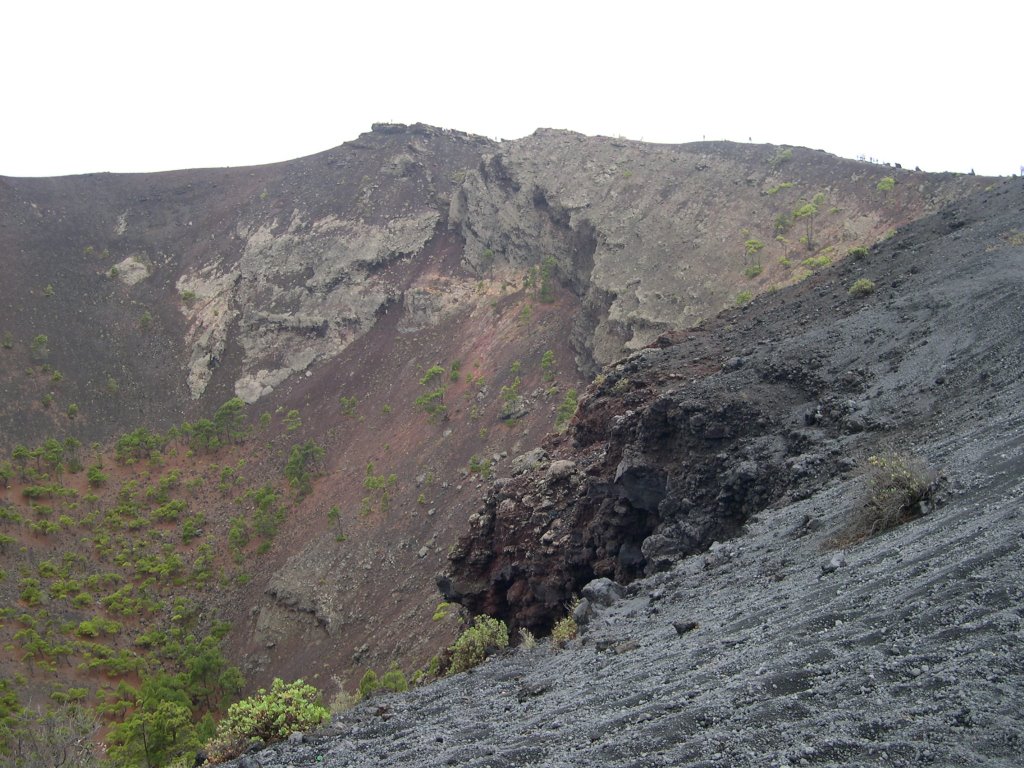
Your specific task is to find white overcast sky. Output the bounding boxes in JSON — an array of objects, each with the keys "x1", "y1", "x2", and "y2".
[{"x1": 3, "y1": 1, "x2": 1020, "y2": 177}]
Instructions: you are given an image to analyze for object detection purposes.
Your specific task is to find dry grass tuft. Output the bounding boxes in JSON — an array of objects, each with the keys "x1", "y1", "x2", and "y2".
[{"x1": 831, "y1": 452, "x2": 938, "y2": 547}]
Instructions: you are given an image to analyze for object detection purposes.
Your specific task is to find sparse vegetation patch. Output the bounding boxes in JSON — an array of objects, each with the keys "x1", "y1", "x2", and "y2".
[{"x1": 832, "y1": 453, "x2": 938, "y2": 547}]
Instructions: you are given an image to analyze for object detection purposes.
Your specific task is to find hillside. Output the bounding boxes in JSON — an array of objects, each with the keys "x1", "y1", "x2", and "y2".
[
  {"x1": 226, "y1": 172, "x2": 1024, "y2": 767},
  {"x1": 0, "y1": 124, "x2": 1007, "y2": 764}
]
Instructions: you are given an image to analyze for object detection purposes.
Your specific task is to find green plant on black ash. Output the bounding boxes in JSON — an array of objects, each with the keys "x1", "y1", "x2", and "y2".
[
  {"x1": 848, "y1": 278, "x2": 876, "y2": 297},
  {"x1": 203, "y1": 678, "x2": 329, "y2": 764},
  {"x1": 447, "y1": 615, "x2": 509, "y2": 675}
]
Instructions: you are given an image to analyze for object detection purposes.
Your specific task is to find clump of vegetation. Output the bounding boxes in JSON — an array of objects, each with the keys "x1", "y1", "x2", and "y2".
[
  {"x1": 847, "y1": 246, "x2": 869, "y2": 259},
  {"x1": 769, "y1": 147, "x2": 793, "y2": 168},
  {"x1": 743, "y1": 264, "x2": 763, "y2": 278},
  {"x1": 876, "y1": 176, "x2": 896, "y2": 192},
  {"x1": 765, "y1": 181, "x2": 796, "y2": 196},
  {"x1": 415, "y1": 364, "x2": 448, "y2": 421},
  {"x1": 801, "y1": 255, "x2": 831, "y2": 269},
  {"x1": 204, "y1": 678, "x2": 329, "y2": 762},
  {"x1": 30, "y1": 334, "x2": 49, "y2": 361},
  {"x1": 735, "y1": 290, "x2": 754, "y2": 306},
  {"x1": 357, "y1": 662, "x2": 409, "y2": 700},
  {"x1": 478, "y1": 247, "x2": 495, "y2": 274},
  {"x1": 792, "y1": 192, "x2": 826, "y2": 251},
  {"x1": 555, "y1": 388, "x2": 578, "y2": 431},
  {"x1": 537, "y1": 256, "x2": 558, "y2": 303},
  {"x1": 540, "y1": 350, "x2": 556, "y2": 381},
  {"x1": 518, "y1": 628, "x2": 537, "y2": 649},
  {"x1": 1002, "y1": 229, "x2": 1024, "y2": 247},
  {"x1": 551, "y1": 614, "x2": 578, "y2": 648},
  {"x1": 337, "y1": 395, "x2": 357, "y2": 416},
  {"x1": 468, "y1": 455, "x2": 492, "y2": 479},
  {"x1": 848, "y1": 278, "x2": 876, "y2": 297},
  {"x1": 499, "y1": 377, "x2": 522, "y2": 419},
  {"x1": 284, "y1": 440, "x2": 325, "y2": 497},
  {"x1": 360, "y1": 462, "x2": 397, "y2": 515},
  {"x1": 832, "y1": 453, "x2": 937, "y2": 547},
  {"x1": 447, "y1": 615, "x2": 509, "y2": 675},
  {"x1": 283, "y1": 409, "x2": 302, "y2": 432}
]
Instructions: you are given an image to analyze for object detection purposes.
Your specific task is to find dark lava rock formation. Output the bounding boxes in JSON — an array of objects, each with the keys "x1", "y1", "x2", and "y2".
[{"x1": 223, "y1": 177, "x2": 1022, "y2": 766}]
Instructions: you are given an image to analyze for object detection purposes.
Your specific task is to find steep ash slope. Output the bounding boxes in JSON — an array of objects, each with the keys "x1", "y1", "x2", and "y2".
[{"x1": 228, "y1": 180, "x2": 1024, "y2": 767}]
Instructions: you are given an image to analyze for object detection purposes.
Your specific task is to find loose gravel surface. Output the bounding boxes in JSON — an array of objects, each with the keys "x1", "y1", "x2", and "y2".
[{"x1": 223, "y1": 180, "x2": 1024, "y2": 768}]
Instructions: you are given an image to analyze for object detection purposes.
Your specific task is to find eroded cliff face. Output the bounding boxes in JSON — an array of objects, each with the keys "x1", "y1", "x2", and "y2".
[
  {"x1": 178, "y1": 208, "x2": 443, "y2": 401},
  {"x1": 450, "y1": 129, "x2": 983, "y2": 374}
]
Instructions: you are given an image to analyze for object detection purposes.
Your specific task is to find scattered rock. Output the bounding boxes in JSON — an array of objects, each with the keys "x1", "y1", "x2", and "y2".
[
  {"x1": 510, "y1": 448, "x2": 549, "y2": 476},
  {"x1": 572, "y1": 597, "x2": 593, "y2": 625},
  {"x1": 546, "y1": 460, "x2": 576, "y2": 482},
  {"x1": 821, "y1": 552, "x2": 847, "y2": 574},
  {"x1": 581, "y1": 578, "x2": 626, "y2": 607},
  {"x1": 673, "y1": 620, "x2": 699, "y2": 636}
]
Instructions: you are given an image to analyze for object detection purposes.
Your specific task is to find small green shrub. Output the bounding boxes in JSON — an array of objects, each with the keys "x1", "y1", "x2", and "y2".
[
  {"x1": 769, "y1": 147, "x2": 793, "y2": 167},
  {"x1": 555, "y1": 389, "x2": 579, "y2": 431},
  {"x1": 876, "y1": 176, "x2": 896, "y2": 192},
  {"x1": 380, "y1": 663, "x2": 408, "y2": 693},
  {"x1": 283, "y1": 409, "x2": 302, "y2": 432},
  {"x1": 447, "y1": 615, "x2": 509, "y2": 674},
  {"x1": 743, "y1": 264, "x2": 763, "y2": 278},
  {"x1": 551, "y1": 615, "x2": 578, "y2": 647},
  {"x1": 801, "y1": 255, "x2": 831, "y2": 269},
  {"x1": 209, "y1": 678, "x2": 328, "y2": 749},
  {"x1": 847, "y1": 246, "x2": 869, "y2": 259},
  {"x1": 432, "y1": 601, "x2": 454, "y2": 622},
  {"x1": 358, "y1": 669, "x2": 379, "y2": 700},
  {"x1": 540, "y1": 350, "x2": 556, "y2": 381},
  {"x1": 848, "y1": 278, "x2": 876, "y2": 297},
  {"x1": 735, "y1": 290, "x2": 753, "y2": 306}
]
